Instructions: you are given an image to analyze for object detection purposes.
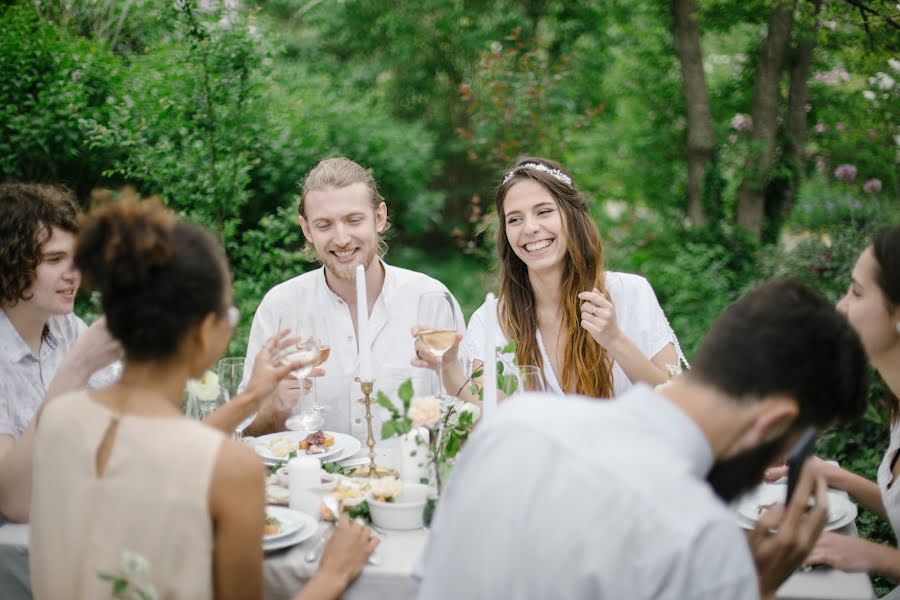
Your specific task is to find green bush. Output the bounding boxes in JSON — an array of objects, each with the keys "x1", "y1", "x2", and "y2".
[{"x1": 0, "y1": 3, "x2": 122, "y2": 192}]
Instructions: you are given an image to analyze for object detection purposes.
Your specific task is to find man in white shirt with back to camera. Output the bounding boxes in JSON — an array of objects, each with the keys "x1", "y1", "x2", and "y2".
[
  {"x1": 418, "y1": 279, "x2": 869, "y2": 600},
  {"x1": 240, "y1": 157, "x2": 465, "y2": 459}
]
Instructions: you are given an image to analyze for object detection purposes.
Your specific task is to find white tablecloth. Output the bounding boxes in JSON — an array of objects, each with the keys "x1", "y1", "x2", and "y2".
[{"x1": 0, "y1": 520, "x2": 874, "y2": 599}]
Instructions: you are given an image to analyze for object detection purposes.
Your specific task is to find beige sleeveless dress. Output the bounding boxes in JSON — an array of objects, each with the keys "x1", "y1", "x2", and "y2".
[{"x1": 30, "y1": 390, "x2": 224, "y2": 599}]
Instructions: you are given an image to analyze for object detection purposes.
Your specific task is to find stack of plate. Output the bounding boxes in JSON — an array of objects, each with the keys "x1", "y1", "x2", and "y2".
[
  {"x1": 263, "y1": 506, "x2": 319, "y2": 552},
  {"x1": 734, "y1": 483, "x2": 858, "y2": 531},
  {"x1": 251, "y1": 431, "x2": 362, "y2": 466}
]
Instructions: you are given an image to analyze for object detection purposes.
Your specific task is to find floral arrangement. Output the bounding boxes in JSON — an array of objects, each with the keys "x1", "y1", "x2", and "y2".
[
  {"x1": 377, "y1": 380, "x2": 480, "y2": 496},
  {"x1": 98, "y1": 550, "x2": 158, "y2": 600}
]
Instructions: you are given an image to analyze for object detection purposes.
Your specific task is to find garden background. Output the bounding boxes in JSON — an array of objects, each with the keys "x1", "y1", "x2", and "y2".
[{"x1": 2, "y1": 0, "x2": 897, "y2": 591}]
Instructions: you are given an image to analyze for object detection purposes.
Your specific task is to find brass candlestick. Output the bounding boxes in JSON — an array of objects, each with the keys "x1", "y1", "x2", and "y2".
[{"x1": 350, "y1": 378, "x2": 395, "y2": 479}]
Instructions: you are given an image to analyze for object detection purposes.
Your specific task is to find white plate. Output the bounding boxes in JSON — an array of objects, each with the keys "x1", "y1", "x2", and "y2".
[
  {"x1": 253, "y1": 431, "x2": 351, "y2": 463},
  {"x1": 264, "y1": 505, "x2": 306, "y2": 541},
  {"x1": 325, "y1": 435, "x2": 362, "y2": 465},
  {"x1": 734, "y1": 483, "x2": 857, "y2": 529},
  {"x1": 262, "y1": 507, "x2": 318, "y2": 551}
]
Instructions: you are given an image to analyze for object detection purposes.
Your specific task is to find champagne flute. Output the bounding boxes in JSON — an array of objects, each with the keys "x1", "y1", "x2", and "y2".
[{"x1": 417, "y1": 291, "x2": 460, "y2": 400}]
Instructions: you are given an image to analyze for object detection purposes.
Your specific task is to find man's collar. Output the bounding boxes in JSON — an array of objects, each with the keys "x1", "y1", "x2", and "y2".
[
  {"x1": 620, "y1": 384, "x2": 715, "y2": 479},
  {"x1": 0, "y1": 308, "x2": 35, "y2": 363}
]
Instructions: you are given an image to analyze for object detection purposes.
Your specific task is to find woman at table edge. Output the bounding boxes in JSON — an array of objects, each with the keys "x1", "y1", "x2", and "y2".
[
  {"x1": 770, "y1": 226, "x2": 900, "y2": 581},
  {"x1": 415, "y1": 156, "x2": 684, "y2": 401},
  {"x1": 26, "y1": 199, "x2": 377, "y2": 600}
]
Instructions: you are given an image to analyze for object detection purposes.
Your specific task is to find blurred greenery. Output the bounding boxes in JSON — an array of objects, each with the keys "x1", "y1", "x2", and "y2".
[{"x1": 3, "y1": 0, "x2": 899, "y2": 591}]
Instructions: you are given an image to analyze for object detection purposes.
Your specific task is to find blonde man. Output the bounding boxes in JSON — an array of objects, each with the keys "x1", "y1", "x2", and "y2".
[{"x1": 240, "y1": 158, "x2": 464, "y2": 455}]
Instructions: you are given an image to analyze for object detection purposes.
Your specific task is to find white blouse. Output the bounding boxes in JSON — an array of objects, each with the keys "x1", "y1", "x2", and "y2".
[
  {"x1": 459, "y1": 272, "x2": 685, "y2": 397},
  {"x1": 877, "y1": 422, "x2": 900, "y2": 545}
]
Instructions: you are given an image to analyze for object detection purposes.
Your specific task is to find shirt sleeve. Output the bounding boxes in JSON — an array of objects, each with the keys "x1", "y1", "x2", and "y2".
[
  {"x1": 630, "y1": 276, "x2": 688, "y2": 369},
  {"x1": 681, "y1": 520, "x2": 760, "y2": 600},
  {"x1": 0, "y1": 371, "x2": 18, "y2": 437}
]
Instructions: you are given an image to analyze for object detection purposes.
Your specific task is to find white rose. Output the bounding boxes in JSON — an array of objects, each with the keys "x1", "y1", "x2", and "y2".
[
  {"x1": 369, "y1": 477, "x2": 404, "y2": 502},
  {"x1": 187, "y1": 371, "x2": 220, "y2": 402},
  {"x1": 408, "y1": 396, "x2": 442, "y2": 428},
  {"x1": 120, "y1": 549, "x2": 151, "y2": 579},
  {"x1": 458, "y1": 402, "x2": 480, "y2": 424}
]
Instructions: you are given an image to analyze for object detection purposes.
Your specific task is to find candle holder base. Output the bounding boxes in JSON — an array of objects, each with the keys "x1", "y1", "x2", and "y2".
[{"x1": 352, "y1": 377, "x2": 397, "y2": 479}]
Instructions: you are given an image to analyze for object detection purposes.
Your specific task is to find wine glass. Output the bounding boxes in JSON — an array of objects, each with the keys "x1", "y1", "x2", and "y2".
[
  {"x1": 283, "y1": 334, "x2": 323, "y2": 432},
  {"x1": 517, "y1": 365, "x2": 546, "y2": 393},
  {"x1": 310, "y1": 327, "x2": 331, "y2": 415},
  {"x1": 216, "y1": 357, "x2": 245, "y2": 401},
  {"x1": 416, "y1": 291, "x2": 460, "y2": 400}
]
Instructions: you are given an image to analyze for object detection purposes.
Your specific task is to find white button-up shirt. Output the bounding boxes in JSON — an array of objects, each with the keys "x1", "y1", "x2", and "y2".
[
  {"x1": 417, "y1": 384, "x2": 759, "y2": 600},
  {"x1": 0, "y1": 310, "x2": 118, "y2": 439},
  {"x1": 240, "y1": 262, "x2": 465, "y2": 447}
]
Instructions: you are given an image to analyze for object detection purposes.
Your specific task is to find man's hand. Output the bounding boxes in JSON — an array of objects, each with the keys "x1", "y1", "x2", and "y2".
[{"x1": 748, "y1": 462, "x2": 829, "y2": 598}]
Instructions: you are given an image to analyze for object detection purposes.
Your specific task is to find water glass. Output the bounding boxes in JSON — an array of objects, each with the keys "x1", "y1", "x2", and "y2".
[{"x1": 217, "y1": 357, "x2": 245, "y2": 400}]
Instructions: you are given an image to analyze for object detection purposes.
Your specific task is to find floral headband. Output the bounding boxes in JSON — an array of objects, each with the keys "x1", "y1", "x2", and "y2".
[{"x1": 501, "y1": 162, "x2": 573, "y2": 186}]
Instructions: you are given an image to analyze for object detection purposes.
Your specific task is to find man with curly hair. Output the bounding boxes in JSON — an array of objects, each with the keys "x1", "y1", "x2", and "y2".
[{"x1": 0, "y1": 184, "x2": 120, "y2": 458}]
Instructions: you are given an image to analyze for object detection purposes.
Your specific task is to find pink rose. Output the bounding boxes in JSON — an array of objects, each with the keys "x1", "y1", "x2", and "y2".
[{"x1": 409, "y1": 396, "x2": 442, "y2": 428}]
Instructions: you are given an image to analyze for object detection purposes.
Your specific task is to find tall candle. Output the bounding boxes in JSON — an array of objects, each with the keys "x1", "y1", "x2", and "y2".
[
  {"x1": 355, "y1": 264, "x2": 374, "y2": 381},
  {"x1": 482, "y1": 293, "x2": 498, "y2": 420}
]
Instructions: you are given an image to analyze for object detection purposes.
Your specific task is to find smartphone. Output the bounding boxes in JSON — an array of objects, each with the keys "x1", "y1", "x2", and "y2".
[{"x1": 785, "y1": 426, "x2": 817, "y2": 505}]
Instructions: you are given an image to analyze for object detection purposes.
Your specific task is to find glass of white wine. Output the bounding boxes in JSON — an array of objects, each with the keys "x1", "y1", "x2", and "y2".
[
  {"x1": 417, "y1": 291, "x2": 460, "y2": 399},
  {"x1": 283, "y1": 335, "x2": 324, "y2": 432}
]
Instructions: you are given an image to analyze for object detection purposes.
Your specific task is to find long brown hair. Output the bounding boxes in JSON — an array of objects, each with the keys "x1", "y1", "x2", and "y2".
[{"x1": 495, "y1": 157, "x2": 613, "y2": 397}]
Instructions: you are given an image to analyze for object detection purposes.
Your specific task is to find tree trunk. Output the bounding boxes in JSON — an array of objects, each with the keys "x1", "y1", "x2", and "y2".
[
  {"x1": 670, "y1": 0, "x2": 715, "y2": 226},
  {"x1": 736, "y1": 0, "x2": 796, "y2": 238},
  {"x1": 780, "y1": 0, "x2": 823, "y2": 220}
]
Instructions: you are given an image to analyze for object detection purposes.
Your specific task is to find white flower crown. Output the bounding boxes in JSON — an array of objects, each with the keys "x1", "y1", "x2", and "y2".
[{"x1": 502, "y1": 162, "x2": 573, "y2": 186}]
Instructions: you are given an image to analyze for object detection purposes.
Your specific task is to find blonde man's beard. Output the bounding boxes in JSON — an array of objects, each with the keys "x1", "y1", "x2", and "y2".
[{"x1": 321, "y1": 244, "x2": 378, "y2": 282}]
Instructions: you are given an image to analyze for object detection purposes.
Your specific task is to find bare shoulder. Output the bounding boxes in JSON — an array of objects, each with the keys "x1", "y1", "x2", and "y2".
[{"x1": 209, "y1": 440, "x2": 264, "y2": 512}]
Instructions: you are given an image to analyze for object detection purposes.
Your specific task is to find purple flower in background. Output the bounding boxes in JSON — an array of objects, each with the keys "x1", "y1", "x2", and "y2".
[
  {"x1": 835, "y1": 122, "x2": 847, "y2": 132},
  {"x1": 814, "y1": 122, "x2": 827, "y2": 133},
  {"x1": 863, "y1": 178, "x2": 883, "y2": 193},
  {"x1": 730, "y1": 114, "x2": 752, "y2": 132},
  {"x1": 71, "y1": 70, "x2": 83, "y2": 82},
  {"x1": 815, "y1": 156, "x2": 826, "y2": 173},
  {"x1": 834, "y1": 164, "x2": 858, "y2": 182}
]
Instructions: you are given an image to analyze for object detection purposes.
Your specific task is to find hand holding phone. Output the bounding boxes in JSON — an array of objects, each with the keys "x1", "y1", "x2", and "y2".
[{"x1": 785, "y1": 427, "x2": 817, "y2": 505}]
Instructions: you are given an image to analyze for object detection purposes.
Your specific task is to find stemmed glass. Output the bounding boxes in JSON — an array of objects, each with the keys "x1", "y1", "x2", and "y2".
[
  {"x1": 216, "y1": 357, "x2": 244, "y2": 402},
  {"x1": 416, "y1": 291, "x2": 460, "y2": 400},
  {"x1": 283, "y1": 332, "x2": 323, "y2": 433}
]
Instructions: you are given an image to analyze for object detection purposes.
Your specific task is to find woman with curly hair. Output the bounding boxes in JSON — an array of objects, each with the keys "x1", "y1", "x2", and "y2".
[{"x1": 416, "y1": 157, "x2": 685, "y2": 401}]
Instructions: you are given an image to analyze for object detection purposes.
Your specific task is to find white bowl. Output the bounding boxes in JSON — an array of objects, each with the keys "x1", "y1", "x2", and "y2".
[{"x1": 367, "y1": 483, "x2": 429, "y2": 530}]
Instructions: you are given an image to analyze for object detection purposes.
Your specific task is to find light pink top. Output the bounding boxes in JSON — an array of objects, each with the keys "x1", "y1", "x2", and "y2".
[{"x1": 30, "y1": 391, "x2": 224, "y2": 599}]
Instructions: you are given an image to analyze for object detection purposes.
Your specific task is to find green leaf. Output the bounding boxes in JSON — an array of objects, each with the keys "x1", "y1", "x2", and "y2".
[
  {"x1": 445, "y1": 435, "x2": 461, "y2": 458},
  {"x1": 500, "y1": 374, "x2": 518, "y2": 395},
  {"x1": 381, "y1": 420, "x2": 398, "y2": 439},
  {"x1": 398, "y1": 378, "x2": 414, "y2": 405},
  {"x1": 500, "y1": 340, "x2": 517, "y2": 354},
  {"x1": 113, "y1": 580, "x2": 128, "y2": 596},
  {"x1": 347, "y1": 501, "x2": 371, "y2": 522},
  {"x1": 396, "y1": 416, "x2": 413, "y2": 436},
  {"x1": 470, "y1": 367, "x2": 483, "y2": 379},
  {"x1": 457, "y1": 411, "x2": 473, "y2": 428},
  {"x1": 376, "y1": 391, "x2": 400, "y2": 417}
]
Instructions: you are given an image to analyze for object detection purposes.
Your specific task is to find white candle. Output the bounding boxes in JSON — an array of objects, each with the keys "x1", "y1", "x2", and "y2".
[
  {"x1": 482, "y1": 293, "x2": 498, "y2": 420},
  {"x1": 355, "y1": 264, "x2": 374, "y2": 381}
]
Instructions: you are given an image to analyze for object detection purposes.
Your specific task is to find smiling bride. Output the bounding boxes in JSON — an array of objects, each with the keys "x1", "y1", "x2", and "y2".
[{"x1": 415, "y1": 157, "x2": 686, "y2": 403}]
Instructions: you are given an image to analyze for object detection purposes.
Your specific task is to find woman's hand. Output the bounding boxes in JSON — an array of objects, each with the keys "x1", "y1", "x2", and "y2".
[
  {"x1": 244, "y1": 330, "x2": 318, "y2": 400},
  {"x1": 317, "y1": 516, "x2": 380, "y2": 587},
  {"x1": 805, "y1": 532, "x2": 877, "y2": 572},
  {"x1": 577, "y1": 289, "x2": 622, "y2": 348},
  {"x1": 410, "y1": 326, "x2": 462, "y2": 370},
  {"x1": 764, "y1": 456, "x2": 839, "y2": 487}
]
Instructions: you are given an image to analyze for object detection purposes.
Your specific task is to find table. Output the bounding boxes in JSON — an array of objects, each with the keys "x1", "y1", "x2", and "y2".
[{"x1": 0, "y1": 520, "x2": 876, "y2": 599}]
